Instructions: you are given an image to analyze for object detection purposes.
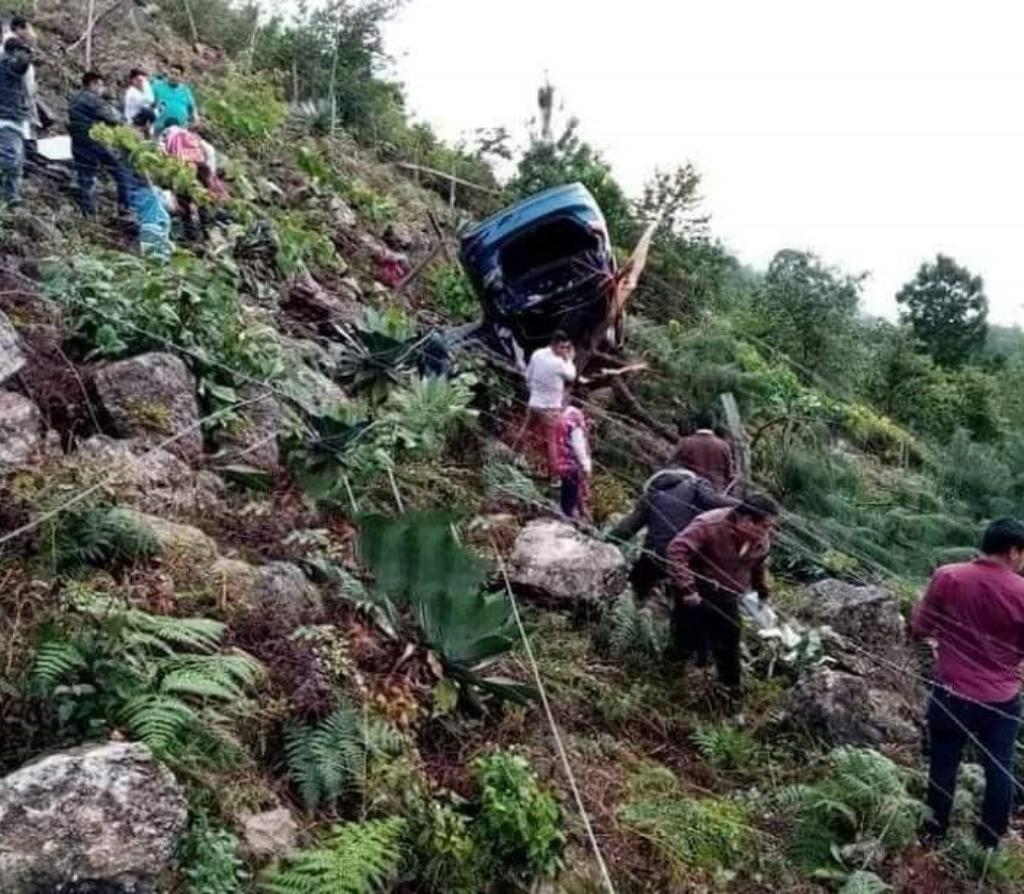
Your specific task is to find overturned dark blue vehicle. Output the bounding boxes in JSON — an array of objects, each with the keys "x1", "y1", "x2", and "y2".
[{"x1": 459, "y1": 183, "x2": 621, "y2": 365}]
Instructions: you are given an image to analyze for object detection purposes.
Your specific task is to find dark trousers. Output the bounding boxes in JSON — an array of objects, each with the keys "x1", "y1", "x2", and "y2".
[
  {"x1": 73, "y1": 139, "x2": 131, "y2": 214},
  {"x1": 560, "y1": 471, "x2": 583, "y2": 518},
  {"x1": 672, "y1": 588, "x2": 742, "y2": 701},
  {"x1": 926, "y1": 687, "x2": 1020, "y2": 847},
  {"x1": 630, "y1": 553, "x2": 667, "y2": 601}
]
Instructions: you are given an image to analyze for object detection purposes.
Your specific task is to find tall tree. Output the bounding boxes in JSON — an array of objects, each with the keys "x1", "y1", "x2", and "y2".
[{"x1": 895, "y1": 254, "x2": 988, "y2": 367}]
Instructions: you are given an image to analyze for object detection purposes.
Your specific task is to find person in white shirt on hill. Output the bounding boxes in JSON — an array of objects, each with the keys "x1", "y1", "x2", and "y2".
[{"x1": 514, "y1": 331, "x2": 577, "y2": 477}]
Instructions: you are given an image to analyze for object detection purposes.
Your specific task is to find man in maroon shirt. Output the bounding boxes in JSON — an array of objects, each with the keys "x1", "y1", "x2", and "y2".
[
  {"x1": 666, "y1": 493, "x2": 779, "y2": 707},
  {"x1": 912, "y1": 517, "x2": 1024, "y2": 848},
  {"x1": 669, "y1": 412, "x2": 735, "y2": 493}
]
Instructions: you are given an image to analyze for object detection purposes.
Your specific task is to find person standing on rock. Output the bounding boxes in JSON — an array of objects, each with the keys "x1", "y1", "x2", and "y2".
[
  {"x1": 670, "y1": 412, "x2": 735, "y2": 493},
  {"x1": 515, "y1": 331, "x2": 577, "y2": 478},
  {"x1": 0, "y1": 36, "x2": 32, "y2": 206},
  {"x1": 609, "y1": 469, "x2": 739, "y2": 602},
  {"x1": 666, "y1": 494, "x2": 779, "y2": 708},
  {"x1": 912, "y1": 517, "x2": 1024, "y2": 850},
  {"x1": 552, "y1": 397, "x2": 591, "y2": 519},
  {"x1": 69, "y1": 72, "x2": 132, "y2": 215}
]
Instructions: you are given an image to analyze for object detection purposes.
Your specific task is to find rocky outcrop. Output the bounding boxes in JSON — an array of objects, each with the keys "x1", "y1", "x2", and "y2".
[
  {"x1": 251, "y1": 561, "x2": 324, "y2": 624},
  {"x1": 122, "y1": 510, "x2": 219, "y2": 584},
  {"x1": 508, "y1": 520, "x2": 627, "y2": 605},
  {"x1": 0, "y1": 310, "x2": 25, "y2": 384},
  {"x1": 782, "y1": 667, "x2": 919, "y2": 747},
  {"x1": 94, "y1": 353, "x2": 202, "y2": 464},
  {"x1": 216, "y1": 385, "x2": 286, "y2": 472},
  {"x1": 798, "y1": 579, "x2": 906, "y2": 653},
  {"x1": 237, "y1": 807, "x2": 299, "y2": 861},
  {"x1": 384, "y1": 221, "x2": 428, "y2": 253},
  {"x1": 284, "y1": 272, "x2": 362, "y2": 326},
  {"x1": 0, "y1": 392, "x2": 42, "y2": 467},
  {"x1": 0, "y1": 742, "x2": 187, "y2": 893}
]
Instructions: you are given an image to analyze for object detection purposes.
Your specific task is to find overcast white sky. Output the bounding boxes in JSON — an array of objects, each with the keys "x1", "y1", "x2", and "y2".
[{"x1": 379, "y1": 0, "x2": 1024, "y2": 324}]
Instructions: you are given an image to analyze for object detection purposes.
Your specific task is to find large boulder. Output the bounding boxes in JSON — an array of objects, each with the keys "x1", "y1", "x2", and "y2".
[
  {"x1": 94, "y1": 353, "x2": 202, "y2": 464},
  {"x1": 216, "y1": 386, "x2": 286, "y2": 472},
  {"x1": 251, "y1": 561, "x2": 324, "y2": 625},
  {"x1": 0, "y1": 742, "x2": 187, "y2": 893},
  {"x1": 798, "y1": 579, "x2": 906, "y2": 654},
  {"x1": 782, "y1": 667, "x2": 919, "y2": 747},
  {"x1": 0, "y1": 310, "x2": 24, "y2": 384},
  {"x1": 283, "y1": 272, "x2": 361, "y2": 326},
  {"x1": 508, "y1": 520, "x2": 628, "y2": 605},
  {"x1": 0, "y1": 392, "x2": 42, "y2": 467},
  {"x1": 121, "y1": 510, "x2": 219, "y2": 589}
]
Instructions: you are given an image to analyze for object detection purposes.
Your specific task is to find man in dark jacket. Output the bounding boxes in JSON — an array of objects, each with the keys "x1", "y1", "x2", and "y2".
[
  {"x1": 69, "y1": 71, "x2": 131, "y2": 215},
  {"x1": 609, "y1": 469, "x2": 738, "y2": 600},
  {"x1": 0, "y1": 37, "x2": 32, "y2": 205},
  {"x1": 670, "y1": 412, "x2": 736, "y2": 492}
]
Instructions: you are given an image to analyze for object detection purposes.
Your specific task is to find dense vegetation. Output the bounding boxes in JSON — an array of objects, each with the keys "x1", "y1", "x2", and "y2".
[{"x1": 1, "y1": 1, "x2": 1022, "y2": 892}]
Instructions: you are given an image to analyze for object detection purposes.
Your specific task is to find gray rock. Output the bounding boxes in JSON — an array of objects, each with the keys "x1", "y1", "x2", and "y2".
[
  {"x1": 217, "y1": 386, "x2": 286, "y2": 472},
  {"x1": 384, "y1": 221, "x2": 427, "y2": 252},
  {"x1": 0, "y1": 391, "x2": 42, "y2": 467},
  {"x1": 94, "y1": 353, "x2": 202, "y2": 464},
  {"x1": 121, "y1": 510, "x2": 219, "y2": 568},
  {"x1": 77, "y1": 436, "x2": 194, "y2": 491},
  {"x1": 799, "y1": 579, "x2": 906, "y2": 653},
  {"x1": 252, "y1": 561, "x2": 323, "y2": 624},
  {"x1": 284, "y1": 273, "x2": 362, "y2": 326},
  {"x1": 782, "y1": 667, "x2": 919, "y2": 747},
  {"x1": 237, "y1": 807, "x2": 299, "y2": 861},
  {"x1": 327, "y1": 196, "x2": 358, "y2": 230},
  {"x1": 0, "y1": 742, "x2": 187, "y2": 893},
  {"x1": 0, "y1": 310, "x2": 24, "y2": 384},
  {"x1": 508, "y1": 520, "x2": 627, "y2": 605}
]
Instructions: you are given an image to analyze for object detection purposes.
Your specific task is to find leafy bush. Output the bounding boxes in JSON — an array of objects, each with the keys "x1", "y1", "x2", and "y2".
[
  {"x1": 692, "y1": 725, "x2": 760, "y2": 773},
  {"x1": 426, "y1": 263, "x2": 477, "y2": 321},
  {"x1": 31, "y1": 588, "x2": 261, "y2": 763},
  {"x1": 471, "y1": 750, "x2": 565, "y2": 881},
  {"x1": 599, "y1": 592, "x2": 667, "y2": 664},
  {"x1": 285, "y1": 702, "x2": 366, "y2": 812},
  {"x1": 179, "y1": 809, "x2": 249, "y2": 894},
  {"x1": 781, "y1": 747, "x2": 925, "y2": 872},
  {"x1": 203, "y1": 72, "x2": 288, "y2": 147},
  {"x1": 407, "y1": 800, "x2": 484, "y2": 894},
  {"x1": 42, "y1": 505, "x2": 161, "y2": 574},
  {"x1": 839, "y1": 871, "x2": 891, "y2": 894},
  {"x1": 260, "y1": 817, "x2": 406, "y2": 894},
  {"x1": 274, "y1": 211, "x2": 340, "y2": 276},
  {"x1": 92, "y1": 124, "x2": 209, "y2": 201},
  {"x1": 358, "y1": 512, "x2": 534, "y2": 705}
]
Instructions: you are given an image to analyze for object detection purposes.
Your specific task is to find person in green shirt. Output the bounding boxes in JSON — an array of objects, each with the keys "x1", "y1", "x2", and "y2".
[{"x1": 152, "y1": 64, "x2": 198, "y2": 134}]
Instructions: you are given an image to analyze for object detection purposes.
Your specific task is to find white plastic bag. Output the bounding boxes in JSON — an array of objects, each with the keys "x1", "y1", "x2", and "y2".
[{"x1": 739, "y1": 591, "x2": 778, "y2": 630}]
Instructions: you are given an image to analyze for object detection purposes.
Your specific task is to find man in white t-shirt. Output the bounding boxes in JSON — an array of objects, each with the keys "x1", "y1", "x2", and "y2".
[
  {"x1": 124, "y1": 68, "x2": 154, "y2": 125},
  {"x1": 515, "y1": 331, "x2": 577, "y2": 476}
]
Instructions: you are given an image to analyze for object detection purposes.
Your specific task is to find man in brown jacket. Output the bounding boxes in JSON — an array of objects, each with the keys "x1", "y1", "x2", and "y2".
[
  {"x1": 666, "y1": 494, "x2": 780, "y2": 705},
  {"x1": 670, "y1": 412, "x2": 735, "y2": 492}
]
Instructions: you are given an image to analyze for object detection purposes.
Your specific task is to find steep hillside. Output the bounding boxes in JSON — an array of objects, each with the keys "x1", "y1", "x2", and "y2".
[{"x1": 1, "y1": 3, "x2": 1022, "y2": 894}]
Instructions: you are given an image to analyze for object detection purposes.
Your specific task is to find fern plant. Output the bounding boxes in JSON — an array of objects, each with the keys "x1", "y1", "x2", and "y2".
[
  {"x1": 31, "y1": 587, "x2": 261, "y2": 762},
  {"x1": 259, "y1": 817, "x2": 406, "y2": 894},
  {"x1": 780, "y1": 747, "x2": 925, "y2": 872},
  {"x1": 599, "y1": 592, "x2": 667, "y2": 664},
  {"x1": 691, "y1": 725, "x2": 761, "y2": 773},
  {"x1": 838, "y1": 871, "x2": 891, "y2": 894},
  {"x1": 42, "y1": 505, "x2": 162, "y2": 573},
  {"x1": 284, "y1": 701, "x2": 367, "y2": 812}
]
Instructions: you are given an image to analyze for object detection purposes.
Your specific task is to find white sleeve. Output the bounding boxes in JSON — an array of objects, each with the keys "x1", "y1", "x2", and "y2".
[
  {"x1": 570, "y1": 427, "x2": 591, "y2": 474},
  {"x1": 561, "y1": 358, "x2": 577, "y2": 381}
]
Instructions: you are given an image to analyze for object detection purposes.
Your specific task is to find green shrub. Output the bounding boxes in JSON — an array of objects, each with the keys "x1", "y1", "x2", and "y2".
[
  {"x1": 203, "y1": 72, "x2": 288, "y2": 147},
  {"x1": 471, "y1": 750, "x2": 565, "y2": 881},
  {"x1": 427, "y1": 263, "x2": 477, "y2": 320},
  {"x1": 599, "y1": 591, "x2": 667, "y2": 664},
  {"x1": 692, "y1": 725, "x2": 761, "y2": 773},
  {"x1": 42, "y1": 505, "x2": 161, "y2": 574},
  {"x1": 179, "y1": 809, "x2": 249, "y2": 894},
  {"x1": 274, "y1": 211, "x2": 340, "y2": 276},
  {"x1": 284, "y1": 702, "x2": 367, "y2": 812}
]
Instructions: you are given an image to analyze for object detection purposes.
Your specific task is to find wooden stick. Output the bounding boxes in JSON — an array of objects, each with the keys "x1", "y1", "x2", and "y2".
[
  {"x1": 69, "y1": 0, "x2": 131, "y2": 52},
  {"x1": 84, "y1": 0, "x2": 96, "y2": 69},
  {"x1": 182, "y1": 0, "x2": 199, "y2": 48},
  {"x1": 395, "y1": 240, "x2": 443, "y2": 293},
  {"x1": 395, "y1": 162, "x2": 501, "y2": 195}
]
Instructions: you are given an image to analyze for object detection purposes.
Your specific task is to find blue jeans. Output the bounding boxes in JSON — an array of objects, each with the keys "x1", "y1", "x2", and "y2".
[
  {"x1": 926, "y1": 687, "x2": 1020, "y2": 846},
  {"x1": 0, "y1": 126, "x2": 24, "y2": 204},
  {"x1": 129, "y1": 184, "x2": 172, "y2": 260},
  {"x1": 73, "y1": 138, "x2": 131, "y2": 214}
]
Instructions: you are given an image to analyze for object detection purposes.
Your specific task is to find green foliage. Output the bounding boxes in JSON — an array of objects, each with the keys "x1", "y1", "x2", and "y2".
[
  {"x1": 692, "y1": 725, "x2": 760, "y2": 773},
  {"x1": 618, "y1": 795, "x2": 750, "y2": 876},
  {"x1": 284, "y1": 702, "x2": 366, "y2": 812},
  {"x1": 259, "y1": 817, "x2": 406, "y2": 894},
  {"x1": 92, "y1": 124, "x2": 209, "y2": 201},
  {"x1": 897, "y1": 253, "x2": 989, "y2": 368},
  {"x1": 42, "y1": 505, "x2": 161, "y2": 573},
  {"x1": 179, "y1": 809, "x2": 249, "y2": 894},
  {"x1": 202, "y1": 71, "x2": 288, "y2": 147},
  {"x1": 781, "y1": 747, "x2": 925, "y2": 872},
  {"x1": 357, "y1": 512, "x2": 534, "y2": 705},
  {"x1": 426, "y1": 263, "x2": 477, "y2": 320},
  {"x1": 600, "y1": 591, "x2": 667, "y2": 664},
  {"x1": 943, "y1": 836, "x2": 1024, "y2": 886},
  {"x1": 31, "y1": 588, "x2": 261, "y2": 762},
  {"x1": 274, "y1": 211, "x2": 340, "y2": 276},
  {"x1": 471, "y1": 750, "x2": 565, "y2": 881},
  {"x1": 838, "y1": 871, "x2": 891, "y2": 894},
  {"x1": 407, "y1": 799, "x2": 484, "y2": 894},
  {"x1": 381, "y1": 374, "x2": 479, "y2": 457}
]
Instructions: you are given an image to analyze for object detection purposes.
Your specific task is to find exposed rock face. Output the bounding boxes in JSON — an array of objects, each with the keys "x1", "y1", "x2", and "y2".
[
  {"x1": 216, "y1": 386, "x2": 285, "y2": 472},
  {"x1": 122, "y1": 510, "x2": 219, "y2": 577},
  {"x1": 798, "y1": 579, "x2": 906, "y2": 653},
  {"x1": 0, "y1": 742, "x2": 187, "y2": 893},
  {"x1": 0, "y1": 392, "x2": 42, "y2": 467},
  {"x1": 251, "y1": 561, "x2": 324, "y2": 624},
  {"x1": 94, "y1": 353, "x2": 202, "y2": 463},
  {"x1": 508, "y1": 520, "x2": 628, "y2": 605},
  {"x1": 237, "y1": 807, "x2": 299, "y2": 861},
  {"x1": 0, "y1": 310, "x2": 25, "y2": 384},
  {"x1": 284, "y1": 273, "x2": 362, "y2": 326},
  {"x1": 384, "y1": 221, "x2": 427, "y2": 253},
  {"x1": 782, "y1": 667, "x2": 919, "y2": 747}
]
